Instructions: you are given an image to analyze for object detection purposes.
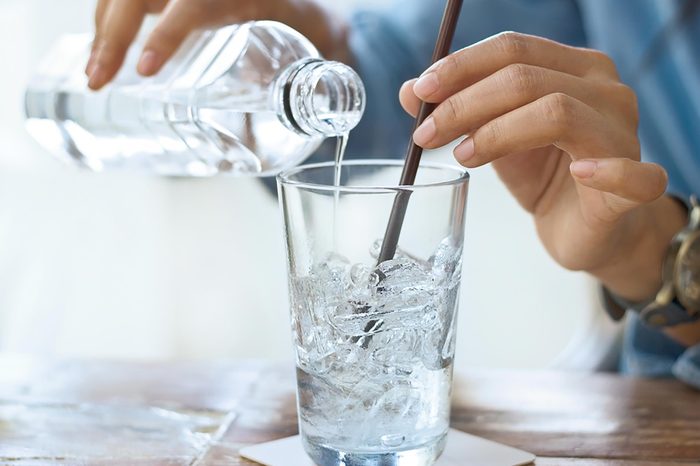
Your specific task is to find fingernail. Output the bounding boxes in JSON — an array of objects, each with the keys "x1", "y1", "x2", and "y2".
[
  {"x1": 137, "y1": 50, "x2": 161, "y2": 75},
  {"x1": 570, "y1": 160, "x2": 598, "y2": 178},
  {"x1": 454, "y1": 137, "x2": 475, "y2": 163},
  {"x1": 401, "y1": 78, "x2": 418, "y2": 90},
  {"x1": 423, "y1": 61, "x2": 440, "y2": 75},
  {"x1": 86, "y1": 40, "x2": 104, "y2": 77},
  {"x1": 88, "y1": 65, "x2": 107, "y2": 90},
  {"x1": 413, "y1": 117, "x2": 436, "y2": 146},
  {"x1": 85, "y1": 53, "x2": 95, "y2": 76},
  {"x1": 85, "y1": 60, "x2": 96, "y2": 78},
  {"x1": 414, "y1": 72, "x2": 439, "y2": 97}
]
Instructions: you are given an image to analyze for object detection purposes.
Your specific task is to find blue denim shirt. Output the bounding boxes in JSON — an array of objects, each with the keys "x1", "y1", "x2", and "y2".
[{"x1": 346, "y1": 0, "x2": 700, "y2": 388}]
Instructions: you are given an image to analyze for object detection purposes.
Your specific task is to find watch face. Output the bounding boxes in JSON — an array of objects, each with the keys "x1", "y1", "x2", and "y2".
[{"x1": 676, "y1": 230, "x2": 700, "y2": 312}]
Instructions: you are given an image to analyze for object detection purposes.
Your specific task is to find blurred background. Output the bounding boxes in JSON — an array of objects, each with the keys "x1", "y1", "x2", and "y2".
[{"x1": 0, "y1": 0, "x2": 621, "y2": 371}]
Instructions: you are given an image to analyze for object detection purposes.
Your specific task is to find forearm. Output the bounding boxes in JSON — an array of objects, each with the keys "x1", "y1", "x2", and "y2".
[{"x1": 591, "y1": 195, "x2": 700, "y2": 346}]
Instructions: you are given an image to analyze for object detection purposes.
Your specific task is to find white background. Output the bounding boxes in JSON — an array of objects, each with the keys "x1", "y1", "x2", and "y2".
[{"x1": 0, "y1": 0, "x2": 620, "y2": 370}]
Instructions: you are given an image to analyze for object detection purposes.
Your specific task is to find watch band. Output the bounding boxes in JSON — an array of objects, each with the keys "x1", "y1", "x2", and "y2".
[
  {"x1": 601, "y1": 286, "x2": 700, "y2": 328},
  {"x1": 601, "y1": 286, "x2": 634, "y2": 322},
  {"x1": 640, "y1": 299, "x2": 700, "y2": 328}
]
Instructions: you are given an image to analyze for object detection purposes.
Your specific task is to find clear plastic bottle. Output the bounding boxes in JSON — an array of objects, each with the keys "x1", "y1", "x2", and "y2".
[{"x1": 24, "y1": 21, "x2": 365, "y2": 176}]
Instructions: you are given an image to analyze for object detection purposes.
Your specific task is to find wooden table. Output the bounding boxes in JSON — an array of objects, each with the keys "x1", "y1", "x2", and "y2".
[{"x1": 0, "y1": 355, "x2": 698, "y2": 465}]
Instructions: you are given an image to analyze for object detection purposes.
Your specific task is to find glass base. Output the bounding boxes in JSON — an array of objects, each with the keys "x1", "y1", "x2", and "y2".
[{"x1": 302, "y1": 434, "x2": 447, "y2": 466}]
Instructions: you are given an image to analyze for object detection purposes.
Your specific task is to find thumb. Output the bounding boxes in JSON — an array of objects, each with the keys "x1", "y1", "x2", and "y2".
[
  {"x1": 399, "y1": 79, "x2": 421, "y2": 118},
  {"x1": 570, "y1": 157, "x2": 668, "y2": 216}
]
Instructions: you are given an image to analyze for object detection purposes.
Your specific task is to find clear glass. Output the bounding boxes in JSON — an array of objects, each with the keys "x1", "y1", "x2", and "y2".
[
  {"x1": 24, "y1": 22, "x2": 364, "y2": 177},
  {"x1": 277, "y1": 160, "x2": 469, "y2": 466}
]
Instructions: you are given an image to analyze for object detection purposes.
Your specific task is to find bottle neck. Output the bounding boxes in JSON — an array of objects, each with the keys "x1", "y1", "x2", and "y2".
[{"x1": 276, "y1": 58, "x2": 365, "y2": 137}]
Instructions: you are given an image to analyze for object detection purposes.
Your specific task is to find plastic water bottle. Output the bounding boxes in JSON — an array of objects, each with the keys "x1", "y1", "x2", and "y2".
[{"x1": 24, "y1": 21, "x2": 365, "y2": 176}]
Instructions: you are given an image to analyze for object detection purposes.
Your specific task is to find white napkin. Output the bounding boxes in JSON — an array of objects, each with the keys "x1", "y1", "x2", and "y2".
[{"x1": 240, "y1": 428, "x2": 535, "y2": 466}]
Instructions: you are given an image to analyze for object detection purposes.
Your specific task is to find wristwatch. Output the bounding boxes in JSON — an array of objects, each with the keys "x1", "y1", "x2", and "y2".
[{"x1": 603, "y1": 195, "x2": 700, "y2": 328}]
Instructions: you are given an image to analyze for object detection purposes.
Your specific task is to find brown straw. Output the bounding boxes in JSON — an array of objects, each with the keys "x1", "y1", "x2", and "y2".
[{"x1": 377, "y1": 0, "x2": 464, "y2": 264}]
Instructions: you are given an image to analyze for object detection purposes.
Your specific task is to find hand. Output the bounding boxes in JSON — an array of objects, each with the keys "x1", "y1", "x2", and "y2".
[
  {"x1": 399, "y1": 32, "x2": 687, "y2": 303},
  {"x1": 86, "y1": 0, "x2": 348, "y2": 90}
]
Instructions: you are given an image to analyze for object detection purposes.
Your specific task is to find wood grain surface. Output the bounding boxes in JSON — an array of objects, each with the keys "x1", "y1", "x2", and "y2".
[{"x1": 0, "y1": 356, "x2": 697, "y2": 465}]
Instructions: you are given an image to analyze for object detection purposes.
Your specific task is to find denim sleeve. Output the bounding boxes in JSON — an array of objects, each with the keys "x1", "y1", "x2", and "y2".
[
  {"x1": 343, "y1": 0, "x2": 587, "y2": 160},
  {"x1": 621, "y1": 313, "x2": 700, "y2": 390}
]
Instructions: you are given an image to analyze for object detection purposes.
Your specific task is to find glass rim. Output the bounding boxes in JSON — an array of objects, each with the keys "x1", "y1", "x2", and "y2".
[{"x1": 276, "y1": 159, "x2": 470, "y2": 193}]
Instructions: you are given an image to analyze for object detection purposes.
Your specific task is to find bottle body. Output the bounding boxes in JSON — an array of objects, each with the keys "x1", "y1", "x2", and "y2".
[{"x1": 25, "y1": 22, "x2": 364, "y2": 176}]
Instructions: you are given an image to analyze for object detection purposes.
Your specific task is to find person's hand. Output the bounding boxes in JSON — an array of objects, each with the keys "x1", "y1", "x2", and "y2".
[
  {"x1": 399, "y1": 32, "x2": 687, "y2": 303},
  {"x1": 87, "y1": 0, "x2": 348, "y2": 90}
]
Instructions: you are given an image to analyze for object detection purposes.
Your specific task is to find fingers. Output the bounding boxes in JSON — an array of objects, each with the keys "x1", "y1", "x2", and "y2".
[
  {"x1": 137, "y1": 0, "x2": 206, "y2": 76},
  {"x1": 412, "y1": 31, "x2": 618, "y2": 103},
  {"x1": 86, "y1": 0, "x2": 111, "y2": 75},
  {"x1": 399, "y1": 79, "x2": 420, "y2": 116},
  {"x1": 94, "y1": 0, "x2": 111, "y2": 30},
  {"x1": 570, "y1": 158, "x2": 668, "y2": 213},
  {"x1": 411, "y1": 64, "x2": 609, "y2": 149},
  {"x1": 452, "y1": 93, "x2": 635, "y2": 166},
  {"x1": 88, "y1": 0, "x2": 149, "y2": 89}
]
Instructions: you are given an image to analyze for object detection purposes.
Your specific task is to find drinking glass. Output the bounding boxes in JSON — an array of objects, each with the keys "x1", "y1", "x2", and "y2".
[{"x1": 277, "y1": 159, "x2": 469, "y2": 466}]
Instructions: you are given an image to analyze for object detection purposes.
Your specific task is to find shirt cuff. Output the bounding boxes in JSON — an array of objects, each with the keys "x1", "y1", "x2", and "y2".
[
  {"x1": 673, "y1": 344, "x2": 700, "y2": 390},
  {"x1": 621, "y1": 313, "x2": 700, "y2": 390}
]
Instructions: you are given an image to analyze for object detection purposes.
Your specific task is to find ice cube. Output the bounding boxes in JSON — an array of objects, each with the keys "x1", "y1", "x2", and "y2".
[
  {"x1": 330, "y1": 303, "x2": 381, "y2": 336},
  {"x1": 420, "y1": 305, "x2": 457, "y2": 371},
  {"x1": 311, "y1": 252, "x2": 350, "y2": 293},
  {"x1": 373, "y1": 259, "x2": 436, "y2": 328},
  {"x1": 368, "y1": 381, "x2": 419, "y2": 420},
  {"x1": 421, "y1": 308, "x2": 440, "y2": 330},
  {"x1": 429, "y1": 237, "x2": 462, "y2": 284},
  {"x1": 350, "y1": 263, "x2": 371, "y2": 287},
  {"x1": 376, "y1": 257, "x2": 433, "y2": 294},
  {"x1": 369, "y1": 238, "x2": 384, "y2": 259},
  {"x1": 369, "y1": 328, "x2": 420, "y2": 373},
  {"x1": 292, "y1": 237, "x2": 464, "y2": 386},
  {"x1": 369, "y1": 238, "x2": 429, "y2": 267}
]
